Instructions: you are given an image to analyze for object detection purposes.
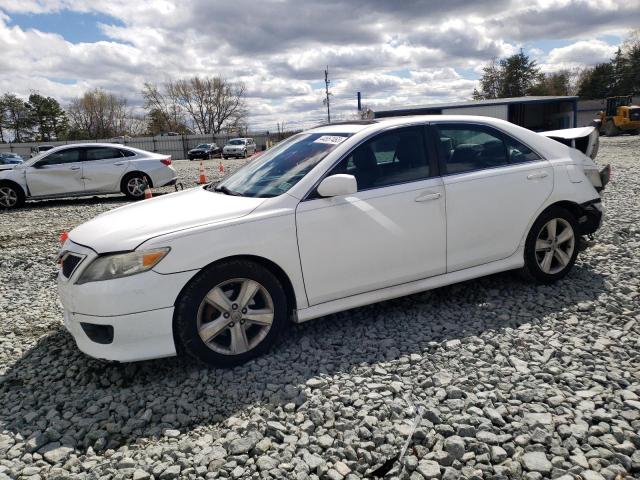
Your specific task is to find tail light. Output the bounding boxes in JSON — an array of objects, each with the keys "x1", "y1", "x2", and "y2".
[{"x1": 161, "y1": 157, "x2": 172, "y2": 166}]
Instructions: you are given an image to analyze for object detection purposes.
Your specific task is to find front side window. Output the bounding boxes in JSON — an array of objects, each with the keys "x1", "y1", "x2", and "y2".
[
  {"x1": 84, "y1": 147, "x2": 123, "y2": 161},
  {"x1": 436, "y1": 124, "x2": 508, "y2": 174},
  {"x1": 326, "y1": 126, "x2": 430, "y2": 191},
  {"x1": 41, "y1": 148, "x2": 81, "y2": 165},
  {"x1": 214, "y1": 132, "x2": 351, "y2": 198}
]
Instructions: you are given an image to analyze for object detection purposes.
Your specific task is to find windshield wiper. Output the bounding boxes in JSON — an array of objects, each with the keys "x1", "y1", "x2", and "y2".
[{"x1": 213, "y1": 185, "x2": 241, "y2": 196}]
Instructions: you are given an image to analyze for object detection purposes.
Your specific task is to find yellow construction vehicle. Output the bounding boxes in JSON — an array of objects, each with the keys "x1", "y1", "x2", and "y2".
[{"x1": 597, "y1": 96, "x2": 640, "y2": 136}]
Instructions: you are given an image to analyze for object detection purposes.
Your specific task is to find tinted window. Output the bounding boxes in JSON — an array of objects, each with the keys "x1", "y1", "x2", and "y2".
[
  {"x1": 436, "y1": 125, "x2": 508, "y2": 174},
  {"x1": 120, "y1": 149, "x2": 136, "y2": 157},
  {"x1": 41, "y1": 148, "x2": 81, "y2": 165},
  {"x1": 84, "y1": 147, "x2": 123, "y2": 161},
  {"x1": 216, "y1": 132, "x2": 351, "y2": 198},
  {"x1": 327, "y1": 127, "x2": 430, "y2": 191},
  {"x1": 504, "y1": 135, "x2": 541, "y2": 163}
]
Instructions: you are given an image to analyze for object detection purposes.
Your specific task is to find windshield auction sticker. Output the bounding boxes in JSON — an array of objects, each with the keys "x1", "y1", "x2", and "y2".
[{"x1": 313, "y1": 135, "x2": 346, "y2": 145}]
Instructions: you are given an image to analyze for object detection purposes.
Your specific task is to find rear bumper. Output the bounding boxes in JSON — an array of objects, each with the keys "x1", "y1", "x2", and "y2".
[{"x1": 578, "y1": 200, "x2": 603, "y2": 236}]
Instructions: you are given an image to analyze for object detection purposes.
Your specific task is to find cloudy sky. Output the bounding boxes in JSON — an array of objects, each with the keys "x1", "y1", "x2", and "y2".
[{"x1": 0, "y1": 0, "x2": 638, "y2": 131}]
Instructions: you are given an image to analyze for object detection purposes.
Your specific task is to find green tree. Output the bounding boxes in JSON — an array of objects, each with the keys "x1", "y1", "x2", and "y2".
[
  {"x1": 1, "y1": 93, "x2": 34, "y2": 142},
  {"x1": 473, "y1": 51, "x2": 540, "y2": 99},
  {"x1": 529, "y1": 70, "x2": 572, "y2": 96},
  {"x1": 577, "y1": 63, "x2": 615, "y2": 99},
  {"x1": 27, "y1": 93, "x2": 69, "y2": 141}
]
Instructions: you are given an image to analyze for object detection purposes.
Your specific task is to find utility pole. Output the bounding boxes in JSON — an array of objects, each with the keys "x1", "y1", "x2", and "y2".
[{"x1": 323, "y1": 65, "x2": 331, "y2": 123}]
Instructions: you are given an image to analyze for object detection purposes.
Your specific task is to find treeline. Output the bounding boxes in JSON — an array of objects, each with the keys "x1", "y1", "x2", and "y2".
[
  {"x1": 0, "y1": 76, "x2": 247, "y2": 144},
  {"x1": 473, "y1": 30, "x2": 639, "y2": 101}
]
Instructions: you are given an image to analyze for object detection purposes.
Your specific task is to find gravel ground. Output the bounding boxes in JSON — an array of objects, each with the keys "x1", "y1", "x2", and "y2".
[{"x1": 0, "y1": 139, "x2": 639, "y2": 480}]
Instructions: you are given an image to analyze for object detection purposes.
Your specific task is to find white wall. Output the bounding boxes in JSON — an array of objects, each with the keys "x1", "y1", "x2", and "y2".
[{"x1": 442, "y1": 104, "x2": 508, "y2": 120}]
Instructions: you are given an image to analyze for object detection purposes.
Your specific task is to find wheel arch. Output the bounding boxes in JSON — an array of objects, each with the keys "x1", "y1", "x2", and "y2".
[
  {"x1": 521, "y1": 199, "x2": 585, "y2": 251},
  {"x1": 171, "y1": 254, "x2": 299, "y2": 354},
  {"x1": 0, "y1": 178, "x2": 26, "y2": 195},
  {"x1": 120, "y1": 170, "x2": 153, "y2": 190}
]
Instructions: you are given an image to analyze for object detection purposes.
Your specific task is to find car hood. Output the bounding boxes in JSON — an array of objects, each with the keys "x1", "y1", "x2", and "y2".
[{"x1": 69, "y1": 187, "x2": 265, "y2": 253}]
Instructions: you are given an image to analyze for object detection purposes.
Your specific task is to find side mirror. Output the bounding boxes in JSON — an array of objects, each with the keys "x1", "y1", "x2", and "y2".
[{"x1": 317, "y1": 174, "x2": 357, "y2": 198}]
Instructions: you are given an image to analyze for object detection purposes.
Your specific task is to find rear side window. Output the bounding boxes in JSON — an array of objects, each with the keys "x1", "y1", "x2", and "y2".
[
  {"x1": 120, "y1": 149, "x2": 136, "y2": 157},
  {"x1": 435, "y1": 124, "x2": 508, "y2": 174},
  {"x1": 504, "y1": 135, "x2": 541, "y2": 163},
  {"x1": 327, "y1": 126, "x2": 431, "y2": 191},
  {"x1": 84, "y1": 147, "x2": 124, "y2": 161}
]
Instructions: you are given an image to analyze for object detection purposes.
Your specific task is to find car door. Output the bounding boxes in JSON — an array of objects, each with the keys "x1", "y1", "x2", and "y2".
[
  {"x1": 434, "y1": 122, "x2": 553, "y2": 272},
  {"x1": 81, "y1": 147, "x2": 131, "y2": 192},
  {"x1": 296, "y1": 125, "x2": 446, "y2": 305},
  {"x1": 26, "y1": 147, "x2": 85, "y2": 196}
]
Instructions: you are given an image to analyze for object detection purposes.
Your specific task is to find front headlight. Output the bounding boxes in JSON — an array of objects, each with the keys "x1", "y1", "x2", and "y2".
[{"x1": 76, "y1": 248, "x2": 170, "y2": 284}]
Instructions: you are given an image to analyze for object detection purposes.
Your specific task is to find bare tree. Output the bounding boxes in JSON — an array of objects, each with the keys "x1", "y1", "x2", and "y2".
[
  {"x1": 67, "y1": 89, "x2": 130, "y2": 139},
  {"x1": 142, "y1": 82, "x2": 186, "y2": 134},
  {"x1": 142, "y1": 76, "x2": 247, "y2": 135}
]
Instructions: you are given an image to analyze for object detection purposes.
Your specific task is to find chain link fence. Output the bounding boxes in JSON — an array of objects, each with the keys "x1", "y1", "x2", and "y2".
[{"x1": 0, "y1": 132, "x2": 275, "y2": 160}]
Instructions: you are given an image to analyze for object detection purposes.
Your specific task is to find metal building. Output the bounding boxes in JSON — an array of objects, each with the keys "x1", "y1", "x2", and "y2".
[{"x1": 374, "y1": 96, "x2": 578, "y2": 131}]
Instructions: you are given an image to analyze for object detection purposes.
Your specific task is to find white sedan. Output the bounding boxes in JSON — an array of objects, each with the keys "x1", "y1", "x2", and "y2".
[
  {"x1": 57, "y1": 116, "x2": 609, "y2": 366},
  {"x1": 0, "y1": 143, "x2": 177, "y2": 208}
]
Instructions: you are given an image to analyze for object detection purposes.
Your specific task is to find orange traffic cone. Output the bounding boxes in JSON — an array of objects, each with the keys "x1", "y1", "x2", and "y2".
[
  {"x1": 199, "y1": 161, "x2": 208, "y2": 184},
  {"x1": 219, "y1": 161, "x2": 225, "y2": 173},
  {"x1": 144, "y1": 181, "x2": 153, "y2": 199}
]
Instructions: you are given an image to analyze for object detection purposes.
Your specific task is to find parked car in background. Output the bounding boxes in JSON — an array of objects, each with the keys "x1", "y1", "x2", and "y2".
[
  {"x1": 0, "y1": 143, "x2": 177, "y2": 209},
  {"x1": 188, "y1": 143, "x2": 221, "y2": 160},
  {"x1": 57, "y1": 116, "x2": 608, "y2": 366},
  {"x1": 30, "y1": 145, "x2": 55, "y2": 157},
  {"x1": 0, "y1": 152, "x2": 24, "y2": 170},
  {"x1": 222, "y1": 138, "x2": 256, "y2": 158}
]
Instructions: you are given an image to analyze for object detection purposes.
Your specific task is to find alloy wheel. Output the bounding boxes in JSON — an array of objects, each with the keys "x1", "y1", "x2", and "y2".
[
  {"x1": 535, "y1": 218, "x2": 575, "y2": 274},
  {"x1": 0, "y1": 186, "x2": 18, "y2": 208},
  {"x1": 196, "y1": 278, "x2": 274, "y2": 355},
  {"x1": 127, "y1": 177, "x2": 145, "y2": 197}
]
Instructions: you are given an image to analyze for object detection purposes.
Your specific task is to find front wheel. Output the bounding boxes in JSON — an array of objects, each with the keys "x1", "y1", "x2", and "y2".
[
  {"x1": 0, "y1": 183, "x2": 25, "y2": 209},
  {"x1": 521, "y1": 207, "x2": 579, "y2": 283},
  {"x1": 174, "y1": 260, "x2": 288, "y2": 367},
  {"x1": 604, "y1": 120, "x2": 619, "y2": 136}
]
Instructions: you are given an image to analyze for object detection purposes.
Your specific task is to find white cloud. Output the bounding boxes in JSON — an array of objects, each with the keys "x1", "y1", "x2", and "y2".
[{"x1": 0, "y1": 0, "x2": 633, "y2": 130}]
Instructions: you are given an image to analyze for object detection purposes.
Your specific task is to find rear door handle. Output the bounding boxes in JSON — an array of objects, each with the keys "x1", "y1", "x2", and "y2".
[
  {"x1": 69, "y1": 166, "x2": 81, "y2": 170},
  {"x1": 113, "y1": 162, "x2": 125, "y2": 166},
  {"x1": 415, "y1": 192, "x2": 441, "y2": 202},
  {"x1": 527, "y1": 172, "x2": 548, "y2": 180}
]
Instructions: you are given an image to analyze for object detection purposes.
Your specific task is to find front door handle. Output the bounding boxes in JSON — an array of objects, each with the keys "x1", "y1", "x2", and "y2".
[
  {"x1": 113, "y1": 162, "x2": 125, "y2": 166},
  {"x1": 69, "y1": 166, "x2": 81, "y2": 171},
  {"x1": 527, "y1": 172, "x2": 548, "y2": 180},
  {"x1": 415, "y1": 192, "x2": 442, "y2": 202}
]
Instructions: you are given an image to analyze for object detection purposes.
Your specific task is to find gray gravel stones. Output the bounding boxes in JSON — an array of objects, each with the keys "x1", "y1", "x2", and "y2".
[{"x1": 1, "y1": 139, "x2": 639, "y2": 479}]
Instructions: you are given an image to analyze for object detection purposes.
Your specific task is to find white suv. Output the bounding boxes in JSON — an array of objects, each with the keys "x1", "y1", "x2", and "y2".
[
  {"x1": 0, "y1": 143, "x2": 177, "y2": 208},
  {"x1": 58, "y1": 116, "x2": 609, "y2": 366},
  {"x1": 222, "y1": 138, "x2": 256, "y2": 158}
]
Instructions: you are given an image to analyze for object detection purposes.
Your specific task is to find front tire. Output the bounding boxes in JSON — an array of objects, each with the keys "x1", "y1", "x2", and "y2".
[
  {"x1": 0, "y1": 183, "x2": 25, "y2": 209},
  {"x1": 521, "y1": 207, "x2": 579, "y2": 283},
  {"x1": 604, "y1": 120, "x2": 619, "y2": 136},
  {"x1": 174, "y1": 260, "x2": 288, "y2": 367}
]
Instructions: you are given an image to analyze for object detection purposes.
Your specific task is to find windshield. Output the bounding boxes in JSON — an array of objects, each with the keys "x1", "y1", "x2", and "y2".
[
  {"x1": 228, "y1": 139, "x2": 245, "y2": 145},
  {"x1": 213, "y1": 132, "x2": 351, "y2": 198},
  {"x1": 195, "y1": 144, "x2": 209, "y2": 149}
]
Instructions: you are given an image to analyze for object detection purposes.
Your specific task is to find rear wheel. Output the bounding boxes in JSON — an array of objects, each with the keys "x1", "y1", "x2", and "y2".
[
  {"x1": 121, "y1": 173, "x2": 150, "y2": 200},
  {"x1": 604, "y1": 120, "x2": 619, "y2": 136},
  {"x1": 521, "y1": 207, "x2": 579, "y2": 283},
  {"x1": 0, "y1": 183, "x2": 25, "y2": 209},
  {"x1": 175, "y1": 260, "x2": 288, "y2": 367}
]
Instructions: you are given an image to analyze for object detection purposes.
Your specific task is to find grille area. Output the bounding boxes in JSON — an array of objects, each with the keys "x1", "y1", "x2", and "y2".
[{"x1": 61, "y1": 253, "x2": 84, "y2": 278}]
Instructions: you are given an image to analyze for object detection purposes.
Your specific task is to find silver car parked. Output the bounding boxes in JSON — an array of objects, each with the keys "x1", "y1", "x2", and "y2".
[{"x1": 222, "y1": 138, "x2": 256, "y2": 159}]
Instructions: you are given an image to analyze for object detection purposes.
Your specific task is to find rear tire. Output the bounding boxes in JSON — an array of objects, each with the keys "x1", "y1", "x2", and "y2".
[
  {"x1": 0, "y1": 183, "x2": 25, "y2": 209},
  {"x1": 121, "y1": 173, "x2": 150, "y2": 200},
  {"x1": 175, "y1": 260, "x2": 288, "y2": 367},
  {"x1": 520, "y1": 207, "x2": 579, "y2": 284}
]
